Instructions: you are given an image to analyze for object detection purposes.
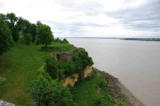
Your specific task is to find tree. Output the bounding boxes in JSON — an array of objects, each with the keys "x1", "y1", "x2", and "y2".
[
  {"x1": 36, "y1": 23, "x2": 53, "y2": 47},
  {"x1": 63, "y1": 38, "x2": 69, "y2": 43},
  {"x1": 30, "y1": 24, "x2": 37, "y2": 42},
  {"x1": 0, "y1": 19, "x2": 12, "y2": 55},
  {"x1": 6, "y1": 13, "x2": 19, "y2": 41},
  {"x1": 0, "y1": 13, "x2": 7, "y2": 22},
  {"x1": 16, "y1": 18, "x2": 37, "y2": 42},
  {"x1": 24, "y1": 33, "x2": 32, "y2": 45},
  {"x1": 73, "y1": 51, "x2": 93, "y2": 71},
  {"x1": 31, "y1": 76, "x2": 76, "y2": 106},
  {"x1": 78, "y1": 51, "x2": 93, "y2": 69},
  {"x1": 45, "y1": 58, "x2": 58, "y2": 79}
]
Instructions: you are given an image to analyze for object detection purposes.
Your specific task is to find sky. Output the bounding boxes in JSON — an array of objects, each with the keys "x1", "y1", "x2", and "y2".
[{"x1": 0, "y1": 0, "x2": 160, "y2": 38}]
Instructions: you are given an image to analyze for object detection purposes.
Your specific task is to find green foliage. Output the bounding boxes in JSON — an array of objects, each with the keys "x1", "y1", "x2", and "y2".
[
  {"x1": 98, "y1": 79, "x2": 105, "y2": 88},
  {"x1": 24, "y1": 33, "x2": 32, "y2": 45},
  {"x1": 16, "y1": 18, "x2": 31, "y2": 34},
  {"x1": 71, "y1": 72, "x2": 111, "y2": 106},
  {"x1": 36, "y1": 23, "x2": 53, "y2": 47},
  {"x1": 50, "y1": 41, "x2": 76, "y2": 51},
  {"x1": 6, "y1": 13, "x2": 19, "y2": 41},
  {"x1": 114, "y1": 99, "x2": 127, "y2": 106},
  {"x1": 73, "y1": 50, "x2": 93, "y2": 71},
  {"x1": 16, "y1": 18, "x2": 36, "y2": 42},
  {"x1": 0, "y1": 19, "x2": 13, "y2": 55},
  {"x1": 59, "y1": 61, "x2": 76, "y2": 77},
  {"x1": 45, "y1": 58, "x2": 58, "y2": 79},
  {"x1": 63, "y1": 38, "x2": 69, "y2": 43},
  {"x1": 30, "y1": 24, "x2": 37, "y2": 42},
  {"x1": 31, "y1": 76, "x2": 76, "y2": 106},
  {"x1": 44, "y1": 49, "x2": 93, "y2": 80},
  {"x1": 55, "y1": 37, "x2": 61, "y2": 42},
  {"x1": 54, "y1": 38, "x2": 69, "y2": 44}
]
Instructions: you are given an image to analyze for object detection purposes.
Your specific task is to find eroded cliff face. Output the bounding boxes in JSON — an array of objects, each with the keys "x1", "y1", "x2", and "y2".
[
  {"x1": 62, "y1": 66, "x2": 93, "y2": 87},
  {"x1": 62, "y1": 73, "x2": 79, "y2": 87},
  {"x1": 83, "y1": 66, "x2": 93, "y2": 78}
]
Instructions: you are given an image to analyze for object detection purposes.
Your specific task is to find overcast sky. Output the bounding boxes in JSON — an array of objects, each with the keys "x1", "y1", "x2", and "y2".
[{"x1": 0, "y1": 0, "x2": 160, "y2": 37}]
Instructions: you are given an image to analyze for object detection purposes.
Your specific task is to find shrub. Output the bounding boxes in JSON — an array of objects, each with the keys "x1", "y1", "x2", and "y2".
[
  {"x1": 73, "y1": 51, "x2": 93, "y2": 70},
  {"x1": 0, "y1": 19, "x2": 13, "y2": 55},
  {"x1": 45, "y1": 58, "x2": 58, "y2": 79},
  {"x1": 98, "y1": 80, "x2": 105, "y2": 88},
  {"x1": 31, "y1": 76, "x2": 76, "y2": 106},
  {"x1": 63, "y1": 38, "x2": 69, "y2": 43}
]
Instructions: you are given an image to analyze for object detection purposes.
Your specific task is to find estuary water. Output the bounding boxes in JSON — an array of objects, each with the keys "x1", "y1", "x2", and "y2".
[{"x1": 67, "y1": 38, "x2": 160, "y2": 106}]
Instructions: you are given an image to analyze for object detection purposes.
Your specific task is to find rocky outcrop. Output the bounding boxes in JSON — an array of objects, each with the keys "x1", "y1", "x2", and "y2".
[
  {"x1": 83, "y1": 66, "x2": 93, "y2": 78},
  {"x1": 52, "y1": 48, "x2": 85, "y2": 62},
  {"x1": 53, "y1": 51, "x2": 73, "y2": 62},
  {"x1": 52, "y1": 48, "x2": 93, "y2": 87},
  {"x1": 62, "y1": 73, "x2": 79, "y2": 87}
]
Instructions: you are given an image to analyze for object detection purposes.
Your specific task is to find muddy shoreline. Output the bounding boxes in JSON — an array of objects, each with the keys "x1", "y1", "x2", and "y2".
[{"x1": 95, "y1": 68, "x2": 144, "y2": 106}]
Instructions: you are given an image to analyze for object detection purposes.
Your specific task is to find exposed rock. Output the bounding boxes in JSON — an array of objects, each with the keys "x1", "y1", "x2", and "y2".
[
  {"x1": 62, "y1": 66, "x2": 94, "y2": 87},
  {"x1": 53, "y1": 51, "x2": 73, "y2": 62},
  {"x1": 0, "y1": 100, "x2": 17, "y2": 106},
  {"x1": 82, "y1": 66, "x2": 93, "y2": 79},
  {"x1": 52, "y1": 48, "x2": 86, "y2": 62},
  {"x1": 62, "y1": 73, "x2": 79, "y2": 87}
]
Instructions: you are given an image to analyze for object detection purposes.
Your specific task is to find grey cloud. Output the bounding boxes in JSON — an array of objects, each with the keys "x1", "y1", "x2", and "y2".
[
  {"x1": 46, "y1": 21, "x2": 108, "y2": 36},
  {"x1": 55, "y1": 0, "x2": 103, "y2": 16},
  {"x1": 107, "y1": 0, "x2": 160, "y2": 31}
]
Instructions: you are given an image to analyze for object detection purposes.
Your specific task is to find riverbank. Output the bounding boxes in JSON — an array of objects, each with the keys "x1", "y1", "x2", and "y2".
[{"x1": 96, "y1": 69, "x2": 144, "y2": 106}]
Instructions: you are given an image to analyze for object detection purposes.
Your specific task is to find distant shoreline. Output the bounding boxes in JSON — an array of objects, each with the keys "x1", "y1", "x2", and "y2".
[{"x1": 64, "y1": 37, "x2": 160, "y2": 41}]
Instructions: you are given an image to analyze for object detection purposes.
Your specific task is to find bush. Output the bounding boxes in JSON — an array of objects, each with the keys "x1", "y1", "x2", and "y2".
[
  {"x1": 45, "y1": 58, "x2": 58, "y2": 79},
  {"x1": 98, "y1": 80, "x2": 105, "y2": 88},
  {"x1": 0, "y1": 19, "x2": 13, "y2": 55},
  {"x1": 24, "y1": 33, "x2": 32, "y2": 45},
  {"x1": 73, "y1": 51, "x2": 93, "y2": 70},
  {"x1": 31, "y1": 76, "x2": 76, "y2": 106},
  {"x1": 63, "y1": 38, "x2": 69, "y2": 43}
]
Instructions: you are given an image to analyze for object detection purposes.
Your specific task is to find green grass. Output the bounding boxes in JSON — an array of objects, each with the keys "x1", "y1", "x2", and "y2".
[
  {"x1": 0, "y1": 42, "x2": 75, "y2": 105},
  {"x1": 50, "y1": 41, "x2": 76, "y2": 51},
  {"x1": 71, "y1": 72, "x2": 113, "y2": 106},
  {"x1": 0, "y1": 43, "x2": 50, "y2": 105}
]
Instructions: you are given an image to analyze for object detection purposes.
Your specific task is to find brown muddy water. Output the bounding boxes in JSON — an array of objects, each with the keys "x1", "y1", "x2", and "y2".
[{"x1": 67, "y1": 38, "x2": 160, "y2": 106}]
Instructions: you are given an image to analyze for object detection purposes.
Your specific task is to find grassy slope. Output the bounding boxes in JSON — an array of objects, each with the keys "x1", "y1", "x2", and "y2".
[
  {"x1": 0, "y1": 43, "x2": 50, "y2": 105},
  {"x1": 0, "y1": 42, "x2": 75, "y2": 105},
  {"x1": 72, "y1": 72, "x2": 114, "y2": 106}
]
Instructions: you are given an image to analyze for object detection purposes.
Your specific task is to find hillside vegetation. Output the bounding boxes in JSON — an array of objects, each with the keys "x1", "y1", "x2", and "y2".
[{"x1": 0, "y1": 12, "x2": 127, "y2": 106}]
